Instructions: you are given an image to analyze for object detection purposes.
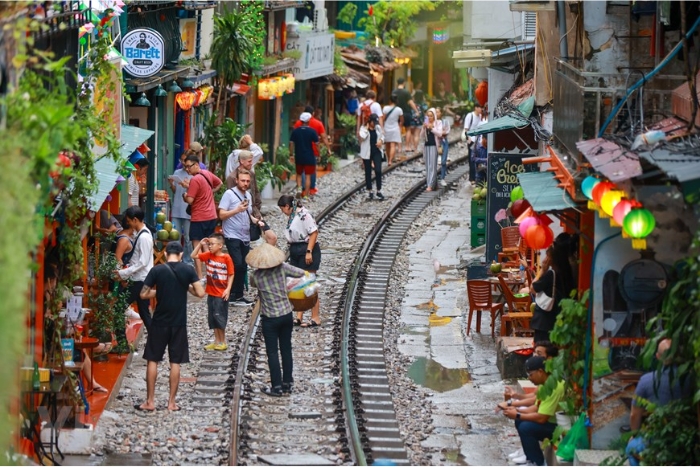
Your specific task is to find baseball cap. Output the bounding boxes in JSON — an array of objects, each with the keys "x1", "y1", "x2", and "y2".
[
  {"x1": 525, "y1": 356, "x2": 546, "y2": 373},
  {"x1": 299, "y1": 112, "x2": 312, "y2": 122},
  {"x1": 190, "y1": 142, "x2": 203, "y2": 153}
]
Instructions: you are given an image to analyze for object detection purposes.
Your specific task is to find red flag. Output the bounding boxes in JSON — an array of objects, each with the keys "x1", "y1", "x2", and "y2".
[{"x1": 368, "y1": 5, "x2": 373, "y2": 16}]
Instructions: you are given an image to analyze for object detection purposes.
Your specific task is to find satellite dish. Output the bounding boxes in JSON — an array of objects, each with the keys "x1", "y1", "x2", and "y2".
[{"x1": 618, "y1": 259, "x2": 668, "y2": 308}]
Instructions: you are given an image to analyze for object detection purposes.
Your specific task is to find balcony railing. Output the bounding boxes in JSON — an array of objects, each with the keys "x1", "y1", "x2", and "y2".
[
  {"x1": 263, "y1": 1, "x2": 305, "y2": 11},
  {"x1": 553, "y1": 59, "x2": 686, "y2": 159}
]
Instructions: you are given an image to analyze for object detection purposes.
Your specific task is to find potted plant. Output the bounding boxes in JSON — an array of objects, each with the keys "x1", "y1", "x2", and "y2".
[
  {"x1": 319, "y1": 145, "x2": 339, "y2": 171},
  {"x1": 335, "y1": 112, "x2": 358, "y2": 159}
]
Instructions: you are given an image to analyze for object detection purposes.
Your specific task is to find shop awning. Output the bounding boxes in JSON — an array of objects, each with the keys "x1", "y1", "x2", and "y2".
[
  {"x1": 637, "y1": 148, "x2": 700, "y2": 197},
  {"x1": 87, "y1": 157, "x2": 120, "y2": 211},
  {"x1": 576, "y1": 138, "x2": 642, "y2": 183},
  {"x1": 517, "y1": 171, "x2": 577, "y2": 212},
  {"x1": 119, "y1": 125, "x2": 154, "y2": 160},
  {"x1": 124, "y1": 66, "x2": 192, "y2": 93},
  {"x1": 467, "y1": 97, "x2": 533, "y2": 137}
]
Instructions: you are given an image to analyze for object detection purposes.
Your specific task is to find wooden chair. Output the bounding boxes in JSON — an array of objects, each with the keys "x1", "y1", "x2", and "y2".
[
  {"x1": 498, "y1": 226, "x2": 522, "y2": 265},
  {"x1": 497, "y1": 275, "x2": 533, "y2": 337},
  {"x1": 466, "y1": 280, "x2": 504, "y2": 338}
]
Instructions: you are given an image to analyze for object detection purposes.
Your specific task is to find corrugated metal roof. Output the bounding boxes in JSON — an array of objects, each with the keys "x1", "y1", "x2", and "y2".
[
  {"x1": 517, "y1": 171, "x2": 577, "y2": 212},
  {"x1": 87, "y1": 157, "x2": 120, "y2": 211},
  {"x1": 636, "y1": 149, "x2": 700, "y2": 184},
  {"x1": 119, "y1": 125, "x2": 154, "y2": 160},
  {"x1": 576, "y1": 138, "x2": 642, "y2": 182}
]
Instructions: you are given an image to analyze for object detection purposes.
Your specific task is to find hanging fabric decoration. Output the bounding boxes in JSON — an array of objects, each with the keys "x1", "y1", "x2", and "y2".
[{"x1": 475, "y1": 81, "x2": 488, "y2": 107}]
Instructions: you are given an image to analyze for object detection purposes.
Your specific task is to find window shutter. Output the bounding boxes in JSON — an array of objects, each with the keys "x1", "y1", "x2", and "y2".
[{"x1": 522, "y1": 11, "x2": 536, "y2": 41}]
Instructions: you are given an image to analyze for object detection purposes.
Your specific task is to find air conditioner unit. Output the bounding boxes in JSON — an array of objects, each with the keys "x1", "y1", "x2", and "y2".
[
  {"x1": 452, "y1": 49, "x2": 491, "y2": 60},
  {"x1": 509, "y1": 0, "x2": 555, "y2": 12}
]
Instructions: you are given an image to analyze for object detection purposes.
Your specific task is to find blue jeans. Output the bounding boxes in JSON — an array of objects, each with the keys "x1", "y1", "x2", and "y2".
[
  {"x1": 301, "y1": 171, "x2": 317, "y2": 191},
  {"x1": 224, "y1": 238, "x2": 250, "y2": 300},
  {"x1": 261, "y1": 313, "x2": 294, "y2": 389},
  {"x1": 626, "y1": 435, "x2": 645, "y2": 466},
  {"x1": 172, "y1": 217, "x2": 193, "y2": 264},
  {"x1": 515, "y1": 419, "x2": 556, "y2": 465},
  {"x1": 439, "y1": 138, "x2": 449, "y2": 180}
]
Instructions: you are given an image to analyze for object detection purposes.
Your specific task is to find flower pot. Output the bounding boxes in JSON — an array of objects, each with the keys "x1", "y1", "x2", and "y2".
[
  {"x1": 556, "y1": 411, "x2": 573, "y2": 431},
  {"x1": 261, "y1": 183, "x2": 274, "y2": 200}
]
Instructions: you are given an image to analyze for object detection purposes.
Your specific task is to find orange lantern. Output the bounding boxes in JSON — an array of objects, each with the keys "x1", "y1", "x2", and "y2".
[
  {"x1": 258, "y1": 79, "x2": 272, "y2": 100},
  {"x1": 525, "y1": 224, "x2": 553, "y2": 250},
  {"x1": 475, "y1": 81, "x2": 488, "y2": 107},
  {"x1": 175, "y1": 91, "x2": 196, "y2": 110}
]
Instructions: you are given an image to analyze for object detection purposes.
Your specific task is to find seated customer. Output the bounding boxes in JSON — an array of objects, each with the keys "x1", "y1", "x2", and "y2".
[
  {"x1": 626, "y1": 338, "x2": 692, "y2": 466},
  {"x1": 501, "y1": 356, "x2": 565, "y2": 466}
]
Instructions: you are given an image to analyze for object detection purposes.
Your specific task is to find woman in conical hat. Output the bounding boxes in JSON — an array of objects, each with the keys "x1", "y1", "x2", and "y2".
[{"x1": 247, "y1": 242, "x2": 307, "y2": 397}]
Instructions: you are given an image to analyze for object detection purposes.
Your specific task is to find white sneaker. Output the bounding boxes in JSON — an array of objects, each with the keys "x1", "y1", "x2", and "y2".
[
  {"x1": 439, "y1": 179, "x2": 447, "y2": 187},
  {"x1": 508, "y1": 449, "x2": 524, "y2": 459},
  {"x1": 512, "y1": 454, "x2": 528, "y2": 464}
]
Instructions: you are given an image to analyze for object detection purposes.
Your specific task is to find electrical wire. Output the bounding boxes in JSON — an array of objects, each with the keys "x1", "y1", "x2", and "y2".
[{"x1": 599, "y1": 14, "x2": 700, "y2": 137}]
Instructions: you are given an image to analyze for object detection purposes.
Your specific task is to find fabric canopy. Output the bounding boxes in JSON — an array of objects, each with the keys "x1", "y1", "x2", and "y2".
[
  {"x1": 119, "y1": 124, "x2": 154, "y2": 160},
  {"x1": 467, "y1": 97, "x2": 534, "y2": 137},
  {"x1": 87, "y1": 156, "x2": 120, "y2": 211}
]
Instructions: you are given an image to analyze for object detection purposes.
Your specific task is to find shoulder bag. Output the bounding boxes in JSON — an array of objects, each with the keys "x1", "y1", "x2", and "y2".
[
  {"x1": 534, "y1": 269, "x2": 556, "y2": 311},
  {"x1": 229, "y1": 189, "x2": 261, "y2": 242},
  {"x1": 186, "y1": 173, "x2": 213, "y2": 216}
]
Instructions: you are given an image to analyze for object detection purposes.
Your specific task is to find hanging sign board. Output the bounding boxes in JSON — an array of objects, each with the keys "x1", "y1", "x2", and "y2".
[
  {"x1": 286, "y1": 32, "x2": 335, "y2": 81},
  {"x1": 121, "y1": 28, "x2": 165, "y2": 78},
  {"x1": 485, "y1": 152, "x2": 537, "y2": 263}
]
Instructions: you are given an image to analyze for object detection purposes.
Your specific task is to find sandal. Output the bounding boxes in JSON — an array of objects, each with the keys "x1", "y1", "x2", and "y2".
[
  {"x1": 293, "y1": 318, "x2": 302, "y2": 326},
  {"x1": 301, "y1": 320, "x2": 320, "y2": 328}
]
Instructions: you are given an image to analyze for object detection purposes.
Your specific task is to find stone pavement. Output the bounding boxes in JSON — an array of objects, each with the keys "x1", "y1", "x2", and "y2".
[{"x1": 398, "y1": 181, "x2": 522, "y2": 465}]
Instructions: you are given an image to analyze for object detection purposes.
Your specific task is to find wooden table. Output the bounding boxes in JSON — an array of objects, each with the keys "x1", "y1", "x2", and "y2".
[
  {"x1": 20, "y1": 375, "x2": 68, "y2": 465},
  {"x1": 153, "y1": 239, "x2": 174, "y2": 265}
]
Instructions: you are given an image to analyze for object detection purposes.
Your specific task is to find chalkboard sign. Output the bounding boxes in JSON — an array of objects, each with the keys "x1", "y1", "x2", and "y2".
[{"x1": 485, "y1": 153, "x2": 537, "y2": 263}]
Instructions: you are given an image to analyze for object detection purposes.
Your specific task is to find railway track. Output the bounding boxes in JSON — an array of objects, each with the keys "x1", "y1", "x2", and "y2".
[{"x1": 226, "y1": 152, "x2": 470, "y2": 466}]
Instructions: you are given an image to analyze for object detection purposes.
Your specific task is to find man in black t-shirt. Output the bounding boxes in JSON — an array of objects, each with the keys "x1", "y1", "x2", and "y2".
[
  {"x1": 392, "y1": 78, "x2": 420, "y2": 154},
  {"x1": 289, "y1": 112, "x2": 319, "y2": 198},
  {"x1": 136, "y1": 242, "x2": 205, "y2": 412}
]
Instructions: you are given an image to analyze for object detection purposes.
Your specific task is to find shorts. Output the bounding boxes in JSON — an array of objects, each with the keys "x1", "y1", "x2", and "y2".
[
  {"x1": 207, "y1": 295, "x2": 229, "y2": 330},
  {"x1": 288, "y1": 242, "x2": 321, "y2": 271},
  {"x1": 189, "y1": 219, "x2": 217, "y2": 241},
  {"x1": 295, "y1": 164, "x2": 316, "y2": 175},
  {"x1": 143, "y1": 326, "x2": 189, "y2": 364},
  {"x1": 403, "y1": 110, "x2": 415, "y2": 127}
]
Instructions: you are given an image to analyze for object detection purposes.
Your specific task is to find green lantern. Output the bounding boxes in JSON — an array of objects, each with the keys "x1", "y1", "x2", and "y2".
[
  {"x1": 510, "y1": 186, "x2": 524, "y2": 202},
  {"x1": 622, "y1": 208, "x2": 655, "y2": 250}
]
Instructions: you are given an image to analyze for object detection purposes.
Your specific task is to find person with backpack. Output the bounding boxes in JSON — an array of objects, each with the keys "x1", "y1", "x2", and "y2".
[
  {"x1": 356, "y1": 90, "x2": 383, "y2": 138},
  {"x1": 114, "y1": 206, "x2": 154, "y2": 331},
  {"x1": 359, "y1": 114, "x2": 385, "y2": 200}
]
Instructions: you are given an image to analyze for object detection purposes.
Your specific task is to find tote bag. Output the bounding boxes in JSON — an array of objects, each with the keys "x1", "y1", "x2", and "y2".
[{"x1": 534, "y1": 269, "x2": 556, "y2": 311}]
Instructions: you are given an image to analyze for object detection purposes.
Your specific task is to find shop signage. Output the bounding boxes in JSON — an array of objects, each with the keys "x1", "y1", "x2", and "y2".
[
  {"x1": 286, "y1": 32, "x2": 334, "y2": 81},
  {"x1": 121, "y1": 28, "x2": 165, "y2": 78},
  {"x1": 485, "y1": 153, "x2": 537, "y2": 263}
]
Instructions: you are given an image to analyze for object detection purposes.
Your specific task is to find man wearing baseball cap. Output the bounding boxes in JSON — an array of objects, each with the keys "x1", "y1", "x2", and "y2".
[
  {"x1": 289, "y1": 112, "x2": 319, "y2": 198},
  {"x1": 500, "y1": 356, "x2": 565, "y2": 466}
]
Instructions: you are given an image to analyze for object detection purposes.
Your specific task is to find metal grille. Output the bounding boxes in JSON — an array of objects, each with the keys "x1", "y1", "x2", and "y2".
[{"x1": 522, "y1": 11, "x2": 536, "y2": 40}]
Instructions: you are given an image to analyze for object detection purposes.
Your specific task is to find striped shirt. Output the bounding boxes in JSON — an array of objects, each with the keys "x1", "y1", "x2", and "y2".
[{"x1": 250, "y1": 263, "x2": 306, "y2": 318}]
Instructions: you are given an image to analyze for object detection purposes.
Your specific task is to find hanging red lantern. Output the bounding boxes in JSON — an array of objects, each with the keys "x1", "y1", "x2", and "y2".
[
  {"x1": 525, "y1": 224, "x2": 553, "y2": 250},
  {"x1": 591, "y1": 181, "x2": 615, "y2": 207},
  {"x1": 475, "y1": 81, "x2": 488, "y2": 107},
  {"x1": 511, "y1": 199, "x2": 531, "y2": 218}
]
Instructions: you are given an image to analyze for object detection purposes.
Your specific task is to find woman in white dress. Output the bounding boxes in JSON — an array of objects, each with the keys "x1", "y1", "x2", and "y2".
[{"x1": 381, "y1": 94, "x2": 404, "y2": 165}]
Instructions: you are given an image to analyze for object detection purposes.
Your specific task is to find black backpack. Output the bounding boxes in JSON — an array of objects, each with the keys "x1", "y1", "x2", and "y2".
[{"x1": 121, "y1": 229, "x2": 148, "y2": 266}]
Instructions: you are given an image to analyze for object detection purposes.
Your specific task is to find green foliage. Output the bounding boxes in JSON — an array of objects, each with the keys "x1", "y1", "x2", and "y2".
[
  {"x1": 319, "y1": 145, "x2": 339, "y2": 170},
  {"x1": 337, "y1": 3, "x2": 358, "y2": 28},
  {"x1": 358, "y1": 1, "x2": 440, "y2": 47},
  {"x1": 274, "y1": 144, "x2": 294, "y2": 170},
  {"x1": 641, "y1": 221, "x2": 700, "y2": 404},
  {"x1": 211, "y1": 1, "x2": 265, "y2": 113},
  {"x1": 335, "y1": 112, "x2": 359, "y2": 157},
  {"x1": 540, "y1": 290, "x2": 589, "y2": 415},
  {"x1": 202, "y1": 113, "x2": 251, "y2": 181},
  {"x1": 334, "y1": 46, "x2": 347, "y2": 77},
  {"x1": 282, "y1": 49, "x2": 302, "y2": 60},
  {"x1": 0, "y1": 15, "x2": 122, "y2": 456},
  {"x1": 637, "y1": 399, "x2": 700, "y2": 464}
]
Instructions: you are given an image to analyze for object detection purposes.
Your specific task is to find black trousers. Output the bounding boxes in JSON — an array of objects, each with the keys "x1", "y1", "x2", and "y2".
[
  {"x1": 363, "y1": 150, "x2": 383, "y2": 192},
  {"x1": 225, "y1": 238, "x2": 250, "y2": 300},
  {"x1": 261, "y1": 313, "x2": 294, "y2": 389}
]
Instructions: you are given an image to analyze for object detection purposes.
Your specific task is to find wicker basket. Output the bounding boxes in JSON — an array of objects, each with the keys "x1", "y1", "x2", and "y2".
[{"x1": 288, "y1": 291, "x2": 318, "y2": 311}]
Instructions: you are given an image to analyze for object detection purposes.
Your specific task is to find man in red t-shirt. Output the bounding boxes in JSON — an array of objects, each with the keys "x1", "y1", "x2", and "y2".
[
  {"x1": 191, "y1": 233, "x2": 234, "y2": 351},
  {"x1": 293, "y1": 105, "x2": 332, "y2": 196},
  {"x1": 182, "y1": 154, "x2": 223, "y2": 279}
]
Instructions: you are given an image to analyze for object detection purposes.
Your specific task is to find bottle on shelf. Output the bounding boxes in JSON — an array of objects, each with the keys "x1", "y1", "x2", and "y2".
[{"x1": 32, "y1": 361, "x2": 41, "y2": 390}]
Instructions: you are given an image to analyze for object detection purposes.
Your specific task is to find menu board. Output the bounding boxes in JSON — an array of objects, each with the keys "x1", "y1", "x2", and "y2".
[{"x1": 485, "y1": 153, "x2": 537, "y2": 263}]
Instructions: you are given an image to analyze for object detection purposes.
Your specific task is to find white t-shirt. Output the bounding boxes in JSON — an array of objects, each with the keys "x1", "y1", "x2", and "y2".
[
  {"x1": 128, "y1": 175, "x2": 139, "y2": 206},
  {"x1": 170, "y1": 168, "x2": 192, "y2": 218}
]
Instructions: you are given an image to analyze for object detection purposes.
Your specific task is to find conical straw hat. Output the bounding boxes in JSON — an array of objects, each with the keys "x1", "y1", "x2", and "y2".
[{"x1": 246, "y1": 243, "x2": 286, "y2": 269}]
